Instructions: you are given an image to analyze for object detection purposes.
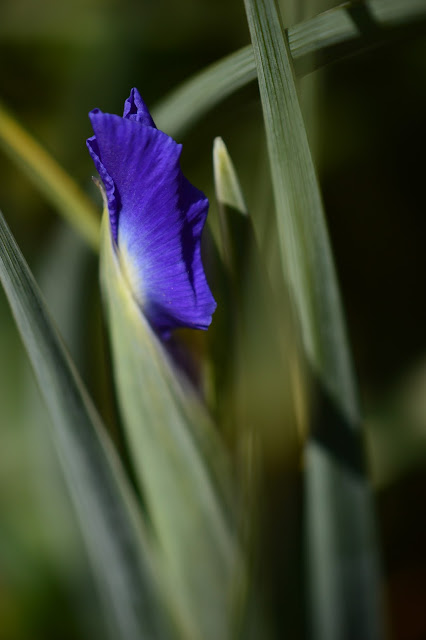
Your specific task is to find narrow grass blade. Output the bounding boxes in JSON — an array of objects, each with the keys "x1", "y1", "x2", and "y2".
[
  {"x1": 244, "y1": 0, "x2": 357, "y2": 419},
  {"x1": 214, "y1": 137, "x2": 247, "y2": 217},
  {"x1": 305, "y1": 444, "x2": 383, "y2": 640},
  {"x1": 213, "y1": 135, "x2": 306, "y2": 454},
  {"x1": 153, "y1": 47, "x2": 256, "y2": 138},
  {"x1": 154, "y1": 0, "x2": 426, "y2": 138},
  {"x1": 0, "y1": 209, "x2": 167, "y2": 640},
  {"x1": 211, "y1": 136, "x2": 255, "y2": 439},
  {"x1": 213, "y1": 137, "x2": 248, "y2": 276},
  {"x1": 371, "y1": 0, "x2": 426, "y2": 23},
  {"x1": 243, "y1": 0, "x2": 383, "y2": 638},
  {"x1": 0, "y1": 103, "x2": 99, "y2": 250},
  {"x1": 100, "y1": 212, "x2": 239, "y2": 640},
  {"x1": 213, "y1": 137, "x2": 307, "y2": 638}
]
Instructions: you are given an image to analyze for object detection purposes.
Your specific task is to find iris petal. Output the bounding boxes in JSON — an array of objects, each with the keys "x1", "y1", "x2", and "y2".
[
  {"x1": 87, "y1": 90, "x2": 216, "y2": 335},
  {"x1": 122, "y1": 88, "x2": 156, "y2": 127}
]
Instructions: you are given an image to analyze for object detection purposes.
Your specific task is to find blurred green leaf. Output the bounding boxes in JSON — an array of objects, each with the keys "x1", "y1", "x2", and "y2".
[
  {"x1": 213, "y1": 137, "x2": 306, "y2": 638},
  {"x1": 213, "y1": 137, "x2": 248, "y2": 276},
  {"x1": 154, "y1": 0, "x2": 426, "y2": 138},
  {"x1": 213, "y1": 137, "x2": 247, "y2": 216},
  {"x1": 153, "y1": 47, "x2": 256, "y2": 138},
  {"x1": 243, "y1": 0, "x2": 384, "y2": 638},
  {"x1": 0, "y1": 209, "x2": 168, "y2": 640},
  {"x1": 367, "y1": 357, "x2": 426, "y2": 488},
  {"x1": 0, "y1": 103, "x2": 99, "y2": 250},
  {"x1": 244, "y1": 0, "x2": 357, "y2": 424},
  {"x1": 100, "y1": 211, "x2": 239, "y2": 640}
]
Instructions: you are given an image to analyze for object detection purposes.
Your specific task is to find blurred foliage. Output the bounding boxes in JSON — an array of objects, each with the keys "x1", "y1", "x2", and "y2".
[{"x1": 1, "y1": 0, "x2": 426, "y2": 638}]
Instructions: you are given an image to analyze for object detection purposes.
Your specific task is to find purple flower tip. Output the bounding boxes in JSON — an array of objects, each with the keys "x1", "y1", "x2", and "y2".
[{"x1": 87, "y1": 88, "x2": 216, "y2": 336}]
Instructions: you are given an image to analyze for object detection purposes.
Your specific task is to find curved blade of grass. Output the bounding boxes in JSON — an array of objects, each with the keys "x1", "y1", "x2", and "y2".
[
  {"x1": 0, "y1": 209, "x2": 168, "y2": 640},
  {"x1": 213, "y1": 137, "x2": 248, "y2": 276},
  {"x1": 0, "y1": 102, "x2": 99, "y2": 250},
  {"x1": 371, "y1": 0, "x2": 426, "y2": 23},
  {"x1": 214, "y1": 137, "x2": 247, "y2": 215},
  {"x1": 153, "y1": 47, "x2": 256, "y2": 138},
  {"x1": 244, "y1": 0, "x2": 357, "y2": 419},
  {"x1": 243, "y1": 1, "x2": 383, "y2": 638},
  {"x1": 100, "y1": 212, "x2": 239, "y2": 640},
  {"x1": 213, "y1": 136, "x2": 307, "y2": 439},
  {"x1": 154, "y1": 0, "x2": 426, "y2": 137},
  {"x1": 214, "y1": 137, "x2": 308, "y2": 638}
]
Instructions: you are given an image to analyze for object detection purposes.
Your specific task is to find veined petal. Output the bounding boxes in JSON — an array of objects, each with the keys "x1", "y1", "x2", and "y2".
[
  {"x1": 87, "y1": 93, "x2": 216, "y2": 336},
  {"x1": 87, "y1": 133, "x2": 119, "y2": 242}
]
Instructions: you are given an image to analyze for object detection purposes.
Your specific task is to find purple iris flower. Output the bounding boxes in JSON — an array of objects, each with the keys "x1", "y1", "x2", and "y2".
[{"x1": 87, "y1": 88, "x2": 216, "y2": 336}]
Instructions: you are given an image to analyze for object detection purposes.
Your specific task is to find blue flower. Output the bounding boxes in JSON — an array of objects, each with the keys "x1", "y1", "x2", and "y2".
[{"x1": 87, "y1": 88, "x2": 216, "y2": 336}]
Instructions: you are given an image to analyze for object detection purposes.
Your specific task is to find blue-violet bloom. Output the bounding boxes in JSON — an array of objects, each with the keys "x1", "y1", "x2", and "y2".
[{"x1": 87, "y1": 88, "x2": 216, "y2": 336}]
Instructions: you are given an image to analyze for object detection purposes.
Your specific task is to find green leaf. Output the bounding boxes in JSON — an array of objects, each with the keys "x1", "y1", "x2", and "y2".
[
  {"x1": 100, "y1": 212, "x2": 239, "y2": 640},
  {"x1": 213, "y1": 137, "x2": 248, "y2": 276},
  {"x1": 0, "y1": 209, "x2": 168, "y2": 640},
  {"x1": 153, "y1": 47, "x2": 256, "y2": 138},
  {"x1": 244, "y1": 0, "x2": 357, "y2": 420},
  {"x1": 0, "y1": 102, "x2": 99, "y2": 250},
  {"x1": 154, "y1": 0, "x2": 426, "y2": 138},
  {"x1": 213, "y1": 137, "x2": 306, "y2": 638},
  {"x1": 212, "y1": 136, "x2": 304, "y2": 453},
  {"x1": 214, "y1": 137, "x2": 247, "y2": 217},
  {"x1": 243, "y1": 0, "x2": 383, "y2": 638}
]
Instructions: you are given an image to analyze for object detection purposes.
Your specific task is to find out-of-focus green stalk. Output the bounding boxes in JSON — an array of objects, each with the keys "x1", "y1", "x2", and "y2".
[
  {"x1": 244, "y1": 0, "x2": 357, "y2": 419},
  {"x1": 0, "y1": 209, "x2": 168, "y2": 640},
  {"x1": 213, "y1": 137, "x2": 307, "y2": 638},
  {"x1": 154, "y1": 0, "x2": 426, "y2": 137},
  {"x1": 243, "y1": 0, "x2": 384, "y2": 638},
  {"x1": 100, "y1": 210, "x2": 239, "y2": 640},
  {"x1": 0, "y1": 103, "x2": 99, "y2": 250},
  {"x1": 213, "y1": 137, "x2": 248, "y2": 274}
]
